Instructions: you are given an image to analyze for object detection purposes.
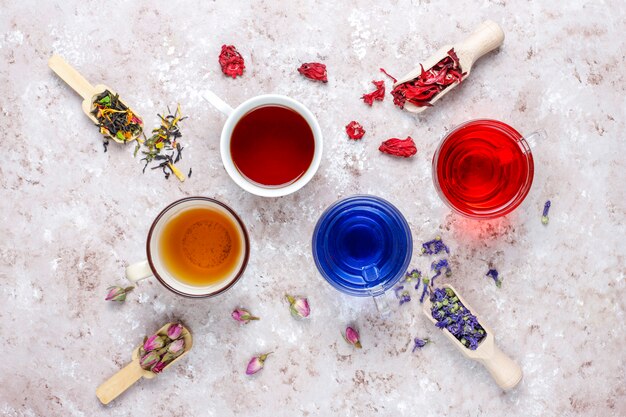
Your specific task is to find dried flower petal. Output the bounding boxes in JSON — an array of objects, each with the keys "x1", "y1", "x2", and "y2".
[
  {"x1": 166, "y1": 323, "x2": 183, "y2": 340},
  {"x1": 430, "y1": 259, "x2": 451, "y2": 285},
  {"x1": 379, "y1": 136, "x2": 417, "y2": 158},
  {"x1": 139, "y1": 351, "x2": 160, "y2": 370},
  {"x1": 394, "y1": 285, "x2": 411, "y2": 305},
  {"x1": 421, "y1": 237, "x2": 450, "y2": 255},
  {"x1": 218, "y1": 45, "x2": 245, "y2": 78},
  {"x1": 143, "y1": 334, "x2": 166, "y2": 352},
  {"x1": 345, "y1": 121, "x2": 366, "y2": 140},
  {"x1": 246, "y1": 352, "x2": 272, "y2": 375},
  {"x1": 412, "y1": 337, "x2": 431, "y2": 352},
  {"x1": 343, "y1": 326, "x2": 362, "y2": 349},
  {"x1": 361, "y1": 80, "x2": 385, "y2": 106},
  {"x1": 379, "y1": 67, "x2": 397, "y2": 83},
  {"x1": 542, "y1": 200, "x2": 551, "y2": 225},
  {"x1": 297, "y1": 62, "x2": 328, "y2": 83},
  {"x1": 486, "y1": 269, "x2": 502, "y2": 288},
  {"x1": 391, "y1": 48, "x2": 466, "y2": 109},
  {"x1": 285, "y1": 294, "x2": 310, "y2": 319},
  {"x1": 419, "y1": 277, "x2": 430, "y2": 303},
  {"x1": 430, "y1": 287, "x2": 486, "y2": 350},
  {"x1": 105, "y1": 286, "x2": 134, "y2": 302},
  {"x1": 231, "y1": 308, "x2": 260, "y2": 324}
]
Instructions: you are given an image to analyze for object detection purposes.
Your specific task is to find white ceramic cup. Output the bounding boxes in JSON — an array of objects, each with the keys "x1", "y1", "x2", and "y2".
[
  {"x1": 204, "y1": 91, "x2": 323, "y2": 197},
  {"x1": 125, "y1": 197, "x2": 250, "y2": 298}
]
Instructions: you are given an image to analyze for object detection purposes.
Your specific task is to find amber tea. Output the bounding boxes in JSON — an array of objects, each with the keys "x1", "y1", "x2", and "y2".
[{"x1": 159, "y1": 207, "x2": 243, "y2": 286}]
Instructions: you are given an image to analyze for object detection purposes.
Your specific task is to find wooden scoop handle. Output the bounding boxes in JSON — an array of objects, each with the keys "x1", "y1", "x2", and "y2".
[
  {"x1": 476, "y1": 344, "x2": 523, "y2": 391},
  {"x1": 48, "y1": 55, "x2": 96, "y2": 100},
  {"x1": 96, "y1": 359, "x2": 145, "y2": 405},
  {"x1": 457, "y1": 20, "x2": 505, "y2": 66}
]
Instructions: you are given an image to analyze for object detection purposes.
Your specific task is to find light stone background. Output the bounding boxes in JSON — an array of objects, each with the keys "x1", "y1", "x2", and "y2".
[{"x1": 1, "y1": 0, "x2": 624, "y2": 416}]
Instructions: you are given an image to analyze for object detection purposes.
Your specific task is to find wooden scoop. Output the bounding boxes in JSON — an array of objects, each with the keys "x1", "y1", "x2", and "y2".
[
  {"x1": 422, "y1": 284, "x2": 522, "y2": 391},
  {"x1": 96, "y1": 323, "x2": 193, "y2": 405},
  {"x1": 48, "y1": 54, "x2": 143, "y2": 143},
  {"x1": 394, "y1": 20, "x2": 505, "y2": 113}
]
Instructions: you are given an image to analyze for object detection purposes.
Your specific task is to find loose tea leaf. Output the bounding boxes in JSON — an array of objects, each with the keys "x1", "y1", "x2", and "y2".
[
  {"x1": 379, "y1": 136, "x2": 417, "y2": 158},
  {"x1": 361, "y1": 80, "x2": 385, "y2": 106},
  {"x1": 219, "y1": 45, "x2": 245, "y2": 78},
  {"x1": 139, "y1": 104, "x2": 188, "y2": 181},
  {"x1": 345, "y1": 121, "x2": 365, "y2": 140},
  {"x1": 391, "y1": 49, "x2": 466, "y2": 109},
  {"x1": 297, "y1": 62, "x2": 328, "y2": 83},
  {"x1": 91, "y1": 90, "x2": 143, "y2": 143}
]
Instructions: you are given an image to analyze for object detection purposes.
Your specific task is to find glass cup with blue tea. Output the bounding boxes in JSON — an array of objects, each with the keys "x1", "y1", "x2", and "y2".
[{"x1": 312, "y1": 195, "x2": 413, "y2": 316}]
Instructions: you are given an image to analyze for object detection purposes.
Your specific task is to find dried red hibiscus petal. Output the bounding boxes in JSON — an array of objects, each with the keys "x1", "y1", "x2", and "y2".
[
  {"x1": 391, "y1": 48, "x2": 466, "y2": 109},
  {"x1": 379, "y1": 136, "x2": 417, "y2": 158},
  {"x1": 219, "y1": 45, "x2": 245, "y2": 78},
  {"x1": 345, "y1": 121, "x2": 365, "y2": 140},
  {"x1": 298, "y1": 62, "x2": 327, "y2": 83},
  {"x1": 361, "y1": 80, "x2": 385, "y2": 106}
]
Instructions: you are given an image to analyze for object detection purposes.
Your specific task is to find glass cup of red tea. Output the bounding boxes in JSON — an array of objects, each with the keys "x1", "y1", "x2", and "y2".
[
  {"x1": 433, "y1": 119, "x2": 545, "y2": 219},
  {"x1": 204, "y1": 91, "x2": 323, "y2": 197}
]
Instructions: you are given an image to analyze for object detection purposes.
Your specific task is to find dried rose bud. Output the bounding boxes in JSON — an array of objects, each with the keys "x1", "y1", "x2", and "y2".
[
  {"x1": 167, "y1": 339, "x2": 185, "y2": 355},
  {"x1": 246, "y1": 352, "x2": 272, "y2": 375},
  {"x1": 151, "y1": 361, "x2": 167, "y2": 374},
  {"x1": 231, "y1": 308, "x2": 260, "y2": 324},
  {"x1": 285, "y1": 294, "x2": 310, "y2": 319},
  {"x1": 167, "y1": 323, "x2": 183, "y2": 340},
  {"x1": 143, "y1": 334, "x2": 165, "y2": 352},
  {"x1": 105, "y1": 286, "x2": 134, "y2": 302},
  {"x1": 139, "y1": 351, "x2": 160, "y2": 370},
  {"x1": 343, "y1": 326, "x2": 362, "y2": 349},
  {"x1": 297, "y1": 62, "x2": 328, "y2": 83}
]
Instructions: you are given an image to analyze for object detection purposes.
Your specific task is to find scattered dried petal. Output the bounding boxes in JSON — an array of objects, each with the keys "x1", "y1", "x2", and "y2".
[
  {"x1": 218, "y1": 45, "x2": 245, "y2": 78},
  {"x1": 343, "y1": 327, "x2": 362, "y2": 349},
  {"x1": 297, "y1": 62, "x2": 328, "y2": 83},
  {"x1": 379, "y1": 136, "x2": 417, "y2": 158},
  {"x1": 542, "y1": 200, "x2": 551, "y2": 225},
  {"x1": 412, "y1": 337, "x2": 431, "y2": 352},
  {"x1": 421, "y1": 237, "x2": 450, "y2": 255},
  {"x1": 345, "y1": 121, "x2": 366, "y2": 140},
  {"x1": 379, "y1": 67, "x2": 397, "y2": 83},
  {"x1": 246, "y1": 352, "x2": 272, "y2": 375},
  {"x1": 361, "y1": 80, "x2": 385, "y2": 106},
  {"x1": 486, "y1": 269, "x2": 502, "y2": 288}
]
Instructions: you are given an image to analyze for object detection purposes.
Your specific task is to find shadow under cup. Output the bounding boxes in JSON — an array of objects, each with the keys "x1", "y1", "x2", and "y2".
[{"x1": 146, "y1": 197, "x2": 250, "y2": 298}]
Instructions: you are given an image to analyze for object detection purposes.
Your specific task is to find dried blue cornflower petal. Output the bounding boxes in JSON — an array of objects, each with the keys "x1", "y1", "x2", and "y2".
[
  {"x1": 394, "y1": 285, "x2": 411, "y2": 305},
  {"x1": 430, "y1": 259, "x2": 451, "y2": 285},
  {"x1": 419, "y1": 277, "x2": 430, "y2": 303},
  {"x1": 429, "y1": 287, "x2": 486, "y2": 350},
  {"x1": 486, "y1": 269, "x2": 502, "y2": 288},
  {"x1": 542, "y1": 200, "x2": 551, "y2": 225},
  {"x1": 421, "y1": 237, "x2": 450, "y2": 255},
  {"x1": 412, "y1": 337, "x2": 431, "y2": 352}
]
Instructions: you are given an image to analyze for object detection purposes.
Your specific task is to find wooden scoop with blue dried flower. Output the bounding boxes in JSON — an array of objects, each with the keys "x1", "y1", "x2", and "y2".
[{"x1": 422, "y1": 284, "x2": 522, "y2": 390}]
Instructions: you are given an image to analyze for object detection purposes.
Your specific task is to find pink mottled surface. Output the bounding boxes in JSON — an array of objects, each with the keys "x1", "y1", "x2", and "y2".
[{"x1": 1, "y1": 1, "x2": 625, "y2": 416}]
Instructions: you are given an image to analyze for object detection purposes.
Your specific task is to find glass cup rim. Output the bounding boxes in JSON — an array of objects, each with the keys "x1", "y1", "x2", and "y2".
[
  {"x1": 432, "y1": 119, "x2": 535, "y2": 219},
  {"x1": 145, "y1": 196, "x2": 250, "y2": 298}
]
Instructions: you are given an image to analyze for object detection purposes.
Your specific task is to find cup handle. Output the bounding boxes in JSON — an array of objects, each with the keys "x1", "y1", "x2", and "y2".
[
  {"x1": 362, "y1": 265, "x2": 391, "y2": 319},
  {"x1": 125, "y1": 260, "x2": 153, "y2": 284},
  {"x1": 522, "y1": 129, "x2": 547, "y2": 151},
  {"x1": 371, "y1": 289, "x2": 391, "y2": 319},
  {"x1": 203, "y1": 90, "x2": 234, "y2": 117}
]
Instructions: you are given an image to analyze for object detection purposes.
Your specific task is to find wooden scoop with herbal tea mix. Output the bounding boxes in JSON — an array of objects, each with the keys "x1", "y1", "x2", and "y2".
[
  {"x1": 391, "y1": 20, "x2": 504, "y2": 113},
  {"x1": 422, "y1": 284, "x2": 522, "y2": 390},
  {"x1": 48, "y1": 55, "x2": 143, "y2": 146},
  {"x1": 137, "y1": 104, "x2": 188, "y2": 182},
  {"x1": 96, "y1": 322, "x2": 193, "y2": 404}
]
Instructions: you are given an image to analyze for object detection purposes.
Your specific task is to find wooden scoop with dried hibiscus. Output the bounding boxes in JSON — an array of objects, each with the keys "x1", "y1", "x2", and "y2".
[
  {"x1": 48, "y1": 55, "x2": 143, "y2": 144},
  {"x1": 96, "y1": 323, "x2": 192, "y2": 405},
  {"x1": 391, "y1": 20, "x2": 504, "y2": 113}
]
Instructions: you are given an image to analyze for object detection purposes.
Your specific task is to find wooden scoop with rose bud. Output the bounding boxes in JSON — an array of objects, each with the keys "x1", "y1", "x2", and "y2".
[
  {"x1": 422, "y1": 284, "x2": 522, "y2": 391},
  {"x1": 393, "y1": 20, "x2": 505, "y2": 113},
  {"x1": 96, "y1": 323, "x2": 193, "y2": 405},
  {"x1": 48, "y1": 54, "x2": 143, "y2": 143}
]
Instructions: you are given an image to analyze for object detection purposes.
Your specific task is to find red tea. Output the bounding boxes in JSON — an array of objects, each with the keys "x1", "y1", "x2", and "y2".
[
  {"x1": 230, "y1": 105, "x2": 315, "y2": 187},
  {"x1": 434, "y1": 120, "x2": 534, "y2": 218}
]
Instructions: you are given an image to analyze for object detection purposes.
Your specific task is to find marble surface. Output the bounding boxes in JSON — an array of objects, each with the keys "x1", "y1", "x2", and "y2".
[{"x1": 1, "y1": 1, "x2": 625, "y2": 416}]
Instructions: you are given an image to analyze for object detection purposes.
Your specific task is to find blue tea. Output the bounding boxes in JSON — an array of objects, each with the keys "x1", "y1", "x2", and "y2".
[{"x1": 312, "y1": 195, "x2": 412, "y2": 297}]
